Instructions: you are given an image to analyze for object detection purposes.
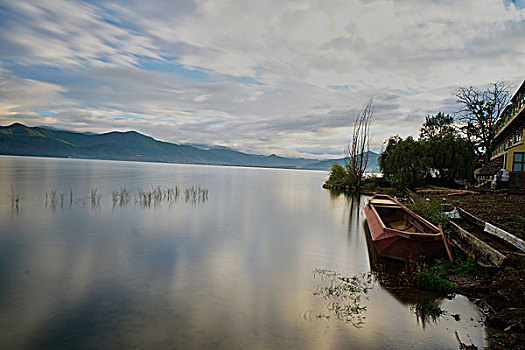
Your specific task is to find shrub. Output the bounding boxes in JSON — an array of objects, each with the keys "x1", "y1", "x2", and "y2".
[
  {"x1": 396, "y1": 260, "x2": 455, "y2": 293},
  {"x1": 325, "y1": 163, "x2": 349, "y2": 187},
  {"x1": 408, "y1": 195, "x2": 448, "y2": 227}
]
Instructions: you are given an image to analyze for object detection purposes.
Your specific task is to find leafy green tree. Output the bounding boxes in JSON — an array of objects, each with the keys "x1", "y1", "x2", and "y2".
[
  {"x1": 419, "y1": 112, "x2": 455, "y2": 139},
  {"x1": 379, "y1": 129, "x2": 475, "y2": 188},
  {"x1": 379, "y1": 136, "x2": 429, "y2": 188},
  {"x1": 425, "y1": 134, "x2": 475, "y2": 184}
]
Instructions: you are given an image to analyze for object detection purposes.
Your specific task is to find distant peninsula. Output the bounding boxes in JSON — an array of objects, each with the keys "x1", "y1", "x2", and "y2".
[{"x1": 0, "y1": 123, "x2": 379, "y2": 171}]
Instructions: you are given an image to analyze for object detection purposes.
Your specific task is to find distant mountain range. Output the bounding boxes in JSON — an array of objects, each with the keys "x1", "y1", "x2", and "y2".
[{"x1": 0, "y1": 123, "x2": 380, "y2": 171}]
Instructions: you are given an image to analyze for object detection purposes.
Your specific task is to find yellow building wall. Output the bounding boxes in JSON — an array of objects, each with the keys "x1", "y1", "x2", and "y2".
[
  {"x1": 491, "y1": 129, "x2": 524, "y2": 171},
  {"x1": 505, "y1": 143, "x2": 525, "y2": 172}
]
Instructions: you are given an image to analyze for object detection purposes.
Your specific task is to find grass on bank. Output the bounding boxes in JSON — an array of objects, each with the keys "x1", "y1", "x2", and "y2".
[
  {"x1": 395, "y1": 253, "x2": 490, "y2": 294},
  {"x1": 395, "y1": 195, "x2": 490, "y2": 291},
  {"x1": 396, "y1": 259, "x2": 455, "y2": 293},
  {"x1": 407, "y1": 193, "x2": 449, "y2": 227}
]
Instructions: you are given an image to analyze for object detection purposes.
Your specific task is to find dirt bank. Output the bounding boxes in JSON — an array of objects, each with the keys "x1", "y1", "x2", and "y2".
[
  {"x1": 427, "y1": 190, "x2": 524, "y2": 349},
  {"x1": 450, "y1": 257, "x2": 525, "y2": 349}
]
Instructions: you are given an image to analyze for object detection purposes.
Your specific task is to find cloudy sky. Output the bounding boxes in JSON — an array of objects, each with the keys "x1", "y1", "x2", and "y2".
[{"x1": 0, "y1": 0, "x2": 524, "y2": 158}]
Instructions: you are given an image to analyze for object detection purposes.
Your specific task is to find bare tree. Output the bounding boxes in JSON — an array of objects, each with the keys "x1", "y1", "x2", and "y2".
[
  {"x1": 345, "y1": 98, "x2": 373, "y2": 188},
  {"x1": 455, "y1": 81, "x2": 510, "y2": 162}
]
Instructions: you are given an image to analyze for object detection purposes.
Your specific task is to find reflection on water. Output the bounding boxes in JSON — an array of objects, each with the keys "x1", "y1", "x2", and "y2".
[
  {"x1": 0, "y1": 156, "x2": 486, "y2": 349},
  {"x1": 413, "y1": 296, "x2": 446, "y2": 327}
]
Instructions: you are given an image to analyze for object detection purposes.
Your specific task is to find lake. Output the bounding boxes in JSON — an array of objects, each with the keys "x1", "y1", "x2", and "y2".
[{"x1": 0, "y1": 156, "x2": 485, "y2": 349}]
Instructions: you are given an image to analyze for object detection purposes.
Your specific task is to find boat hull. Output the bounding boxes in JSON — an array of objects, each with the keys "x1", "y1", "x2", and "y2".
[
  {"x1": 370, "y1": 232, "x2": 445, "y2": 261},
  {"x1": 364, "y1": 195, "x2": 445, "y2": 262}
]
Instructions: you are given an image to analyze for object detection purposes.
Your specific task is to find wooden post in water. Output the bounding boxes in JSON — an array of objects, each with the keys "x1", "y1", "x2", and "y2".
[{"x1": 439, "y1": 224, "x2": 455, "y2": 264}]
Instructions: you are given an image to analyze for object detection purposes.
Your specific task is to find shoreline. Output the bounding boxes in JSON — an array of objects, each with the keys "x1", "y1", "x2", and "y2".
[
  {"x1": 0, "y1": 154, "x2": 330, "y2": 172},
  {"x1": 333, "y1": 185, "x2": 525, "y2": 349},
  {"x1": 451, "y1": 261, "x2": 525, "y2": 350}
]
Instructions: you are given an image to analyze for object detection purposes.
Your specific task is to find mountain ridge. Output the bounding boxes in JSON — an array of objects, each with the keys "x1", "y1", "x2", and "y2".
[{"x1": 0, "y1": 123, "x2": 380, "y2": 171}]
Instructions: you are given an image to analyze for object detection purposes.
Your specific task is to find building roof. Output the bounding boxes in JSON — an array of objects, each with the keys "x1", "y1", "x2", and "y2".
[{"x1": 511, "y1": 79, "x2": 525, "y2": 103}]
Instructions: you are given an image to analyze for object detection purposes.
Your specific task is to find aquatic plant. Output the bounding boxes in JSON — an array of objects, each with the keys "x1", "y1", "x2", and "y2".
[
  {"x1": 182, "y1": 185, "x2": 208, "y2": 203},
  {"x1": 7, "y1": 186, "x2": 19, "y2": 208},
  {"x1": 32, "y1": 184, "x2": 209, "y2": 209},
  {"x1": 112, "y1": 187, "x2": 130, "y2": 207},
  {"x1": 313, "y1": 268, "x2": 374, "y2": 328},
  {"x1": 166, "y1": 185, "x2": 180, "y2": 200},
  {"x1": 137, "y1": 187, "x2": 155, "y2": 207},
  {"x1": 46, "y1": 189, "x2": 58, "y2": 205},
  {"x1": 135, "y1": 185, "x2": 207, "y2": 207},
  {"x1": 90, "y1": 187, "x2": 101, "y2": 208}
]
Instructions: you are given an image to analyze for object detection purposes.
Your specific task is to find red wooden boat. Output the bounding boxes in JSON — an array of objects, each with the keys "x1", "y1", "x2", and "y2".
[{"x1": 364, "y1": 194, "x2": 445, "y2": 261}]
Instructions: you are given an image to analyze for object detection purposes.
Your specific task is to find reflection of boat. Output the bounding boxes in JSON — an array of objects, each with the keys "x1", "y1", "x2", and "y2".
[
  {"x1": 363, "y1": 221, "x2": 443, "y2": 306},
  {"x1": 363, "y1": 220, "x2": 404, "y2": 277},
  {"x1": 364, "y1": 194, "x2": 445, "y2": 261}
]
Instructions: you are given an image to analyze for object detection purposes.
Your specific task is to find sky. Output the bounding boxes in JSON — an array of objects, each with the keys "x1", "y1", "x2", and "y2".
[{"x1": 0, "y1": 0, "x2": 524, "y2": 159}]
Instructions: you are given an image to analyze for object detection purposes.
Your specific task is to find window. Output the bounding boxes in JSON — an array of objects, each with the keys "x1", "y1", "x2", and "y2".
[{"x1": 513, "y1": 152, "x2": 525, "y2": 172}]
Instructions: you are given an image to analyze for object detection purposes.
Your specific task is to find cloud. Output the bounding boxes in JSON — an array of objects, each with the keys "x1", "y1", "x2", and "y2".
[
  {"x1": 0, "y1": 0, "x2": 524, "y2": 158},
  {"x1": 0, "y1": 1, "x2": 162, "y2": 67},
  {"x1": 194, "y1": 94, "x2": 211, "y2": 102},
  {"x1": 0, "y1": 67, "x2": 72, "y2": 116}
]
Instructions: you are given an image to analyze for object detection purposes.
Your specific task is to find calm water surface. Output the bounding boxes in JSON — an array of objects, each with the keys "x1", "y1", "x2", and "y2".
[{"x1": 0, "y1": 156, "x2": 485, "y2": 349}]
